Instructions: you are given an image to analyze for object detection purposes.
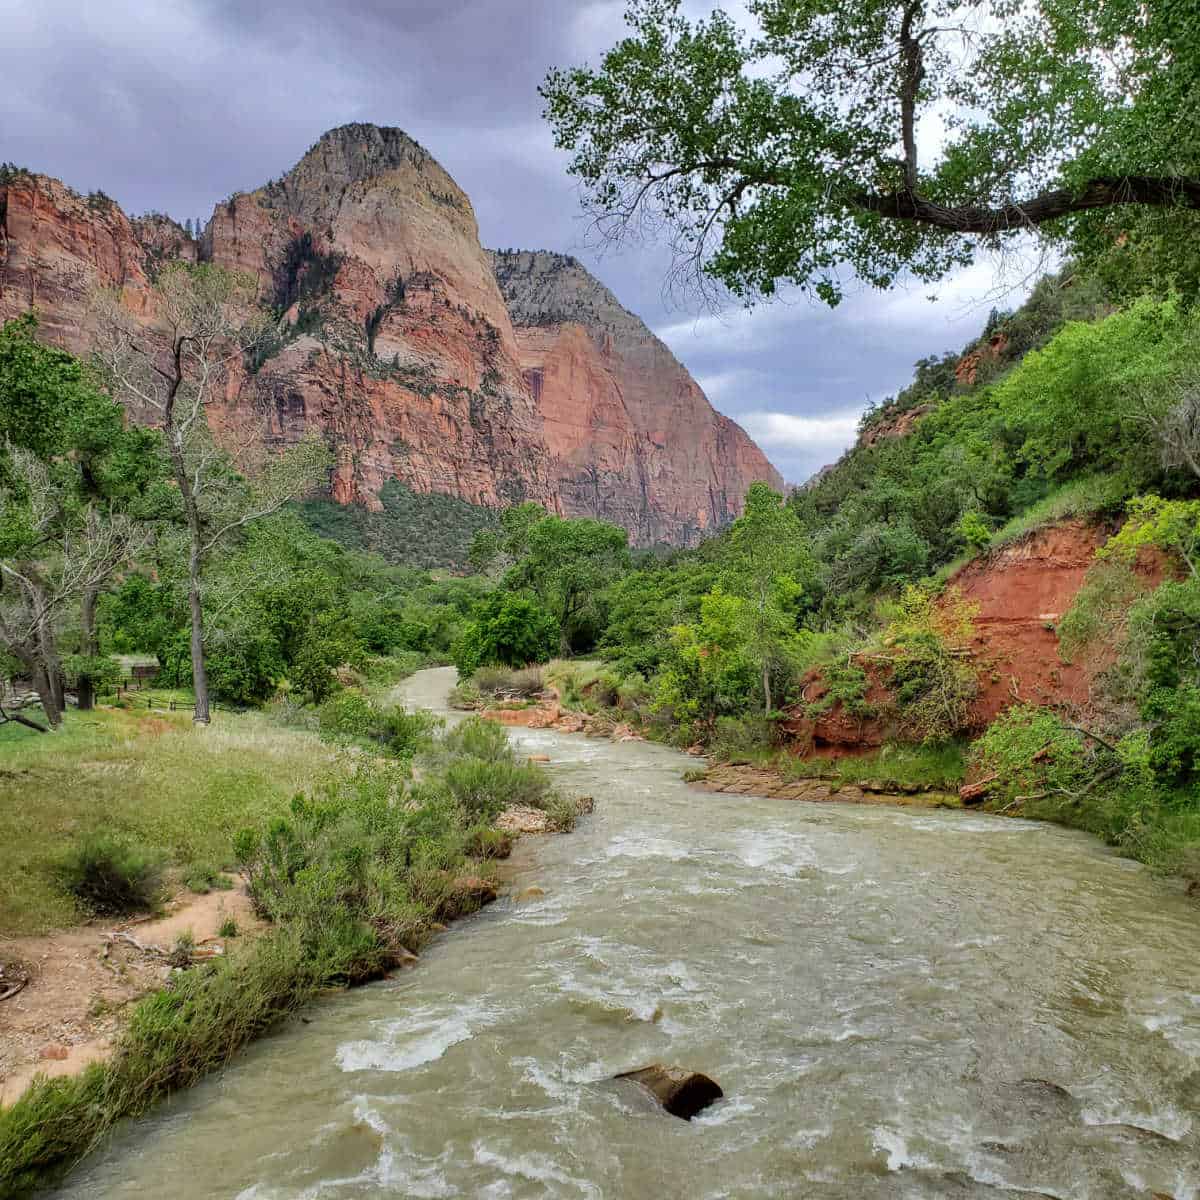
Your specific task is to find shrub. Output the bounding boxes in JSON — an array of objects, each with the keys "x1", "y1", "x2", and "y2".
[
  {"x1": 882, "y1": 586, "x2": 979, "y2": 743},
  {"x1": 451, "y1": 594, "x2": 558, "y2": 675},
  {"x1": 218, "y1": 918, "x2": 239, "y2": 938},
  {"x1": 1057, "y1": 558, "x2": 1145, "y2": 664},
  {"x1": 463, "y1": 827, "x2": 513, "y2": 859},
  {"x1": 438, "y1": 716, "x2": 512, "y2": 763},
  {"x1": 711, "y1": 715, "x2": 774, "y2": 762},
  {"x1": 448, "y1": 680, "x2": 482, "y2": 710},
  {"x1": 955, "y1": 510, "x2": 992, "y2": 552},
  {"x1": 442, "y1": 758, "x2": 550, "y2": 821},
  {"x1": 318, "y1": 691, "x2": 376, "y2": 739},
  {"x1": 616, "y1": 671, "x2": 651, "y2": 710},
  {"x1": 807, "y1": 662, "x2": 874, "y2": 719},
  {"x1": 971, "y1": 706, "x2": 1089, "y2": 807},
  {"x1": 379, "y1": 707, "x2": 443, "y2": 758},
  {"x1": 184, "y1": 864, "x2": 233, "y2": 895},
  {"x1": 54, "y1": 836, "x2": 164, "y2": 916}
]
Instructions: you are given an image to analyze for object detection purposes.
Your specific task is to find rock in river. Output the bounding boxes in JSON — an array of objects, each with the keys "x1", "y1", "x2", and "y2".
[{"x1": 614, "y1": 1064, "x2": 723, "y2": 1120}]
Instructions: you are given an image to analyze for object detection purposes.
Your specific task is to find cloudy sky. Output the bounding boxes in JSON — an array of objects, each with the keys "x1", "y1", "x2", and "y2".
[{"x1": 3, "y1": 0, "x2": 1034, "y2": 482}]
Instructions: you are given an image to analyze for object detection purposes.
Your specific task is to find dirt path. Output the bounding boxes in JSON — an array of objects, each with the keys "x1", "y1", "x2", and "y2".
[{"x1": 0, "y1": 880, "x2": 262, "y2": 1105}]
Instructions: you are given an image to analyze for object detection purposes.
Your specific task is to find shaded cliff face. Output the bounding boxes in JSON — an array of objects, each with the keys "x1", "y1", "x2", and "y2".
[
  {"x1": 0, "y1": 128, "x2": 781, "y2": 542},
  {"x1": 491, "y1": 250, "x2": 783, "y2": 544}
]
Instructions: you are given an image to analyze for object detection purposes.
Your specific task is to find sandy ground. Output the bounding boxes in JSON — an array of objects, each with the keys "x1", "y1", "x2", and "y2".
[{"x1": 0, "y1": 879, "x2": 262, "y2": 1105}]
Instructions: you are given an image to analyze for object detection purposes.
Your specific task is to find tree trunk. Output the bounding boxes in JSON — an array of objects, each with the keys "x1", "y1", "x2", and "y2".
[
  {"x1": 762, "y1": 659, "x2": 772, "y2": 717},
  {"x1": 38, "y1": 621, "x2": 65, "y2": 717},
  {"x1": 77, "y1": 586, "x2": 99, "y2": 711},
  {"x1": 188, "y1": 541, "x2": 210, "y2": 725},
  {"x1": 165, "y1": 394, "x2": 211, "y2": 726},
  {"x1": 30, "y1": 660, "x2": 62, "y2": 728}
]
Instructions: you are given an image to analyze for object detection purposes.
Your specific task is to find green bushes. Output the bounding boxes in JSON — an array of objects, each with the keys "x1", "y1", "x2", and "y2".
[
  {"x1": 318, "y1": 691, "x2": 376, "y2": 739},
  {"x1": 451, "y1": 593, "x2": 559, "y2": 675},
  {"x1": 711, "y1": 715, "x2": 776, "y2": 763},
  {"x1": 807, "y1": 662, "x2": 873, "y2": 719},
  {"x1": 971, "y1": 706, "x2": 1089, "y2": 808},
  {"x1": 0, "y1": 711, "x2": 575, "y2": 1195},
  {"x1": 995, "y1": 296, "x2": 1198, "y2": 485},
  {"x1": 317, "y1": 691, "x2": 442, "y2": 757},
  {"x1": 880, "y1": 586, "x2": 979, "y2": 744},
  {"x1": 54, "y1": 836, "x2": 164, "y2": 917},
  {"x1": 427, "y1": 717, "x2": 566, "y2": 826},
  {"x1": 783, "y1": 741, "x2": 966, "y2": 791},
  {"x1": 442, "y1": 757, "x2": 551, "y2": 821}
]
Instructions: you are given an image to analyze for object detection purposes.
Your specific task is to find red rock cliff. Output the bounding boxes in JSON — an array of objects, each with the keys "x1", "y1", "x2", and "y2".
[
  {"x1": 492, "y1": 250, "x2": 784, "y2": 544},
  {"x1": 0, "y1": 128, "x2": 781, "y2": 544}
]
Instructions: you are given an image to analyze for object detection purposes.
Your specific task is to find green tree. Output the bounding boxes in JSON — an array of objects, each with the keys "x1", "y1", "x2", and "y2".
[
  {"x1": 654, "y1": 588, "x2": 759, "y2": 732},
  {"x1": 468, "y1": 501, "x2": 548, "y2": 576},
  {"x1": 720, "y1": 483, "x2": 812, "y2": 713},
  {"x1": 452, "y1": 593, "x2": 559, "y2": 676},
  {"x1": 542, "y1": 0, "x2": 1200, "y2": 304},
  {"x1": 510, "y1": 515, "x2": 631, "y2": 654},
  {"x1": 0, "y1": 316, "x2": 162, "y2": 724},
  {"x1": 94, "y1": 264, "x2": 331, "y2": 724}
]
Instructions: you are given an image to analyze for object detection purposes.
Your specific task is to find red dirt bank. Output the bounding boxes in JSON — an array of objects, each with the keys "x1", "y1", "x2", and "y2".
[{"x1": 784, "y1": 519, "x2": 1167, "y2": 757}]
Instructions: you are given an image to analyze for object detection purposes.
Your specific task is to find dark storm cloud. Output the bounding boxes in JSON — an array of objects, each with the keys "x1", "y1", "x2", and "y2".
[{"x1": 2, "y1": 0, "x2": 1022, "y2": 483}]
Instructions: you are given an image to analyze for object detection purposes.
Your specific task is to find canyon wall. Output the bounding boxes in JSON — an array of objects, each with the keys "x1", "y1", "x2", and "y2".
[
  {"x1": 0, "y1": 126, "x2": 781, "y2": 544},
  {"x1": 492, "y1": 250, "x2": 783, "y2": 545}
]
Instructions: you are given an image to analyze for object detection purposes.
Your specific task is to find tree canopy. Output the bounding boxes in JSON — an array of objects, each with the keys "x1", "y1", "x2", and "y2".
[{"x1": 542, "y1": 0, "x2": 1200, "y2": 304}]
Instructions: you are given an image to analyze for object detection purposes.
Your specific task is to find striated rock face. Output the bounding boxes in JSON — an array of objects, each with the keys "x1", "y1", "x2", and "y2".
[
  {"x1": 0, "y1": 127, "x2": 781, "y2": 543},
  {"x1": 492, "y1": 250, "x2": 783, "y2": 544},
  {"x1": 0, "y1": 172, "x2": 153, "y2": 352}
]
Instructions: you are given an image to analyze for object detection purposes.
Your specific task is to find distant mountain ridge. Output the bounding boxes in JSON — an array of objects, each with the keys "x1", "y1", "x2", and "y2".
[{"x1": 0, "y1": 124, "x2": 780, "y2": 547}]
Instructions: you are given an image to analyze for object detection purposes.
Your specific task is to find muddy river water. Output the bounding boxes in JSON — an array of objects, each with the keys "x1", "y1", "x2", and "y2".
[{"x1": 59, "y1": 668, "x2": 1200, "y2": 1198}]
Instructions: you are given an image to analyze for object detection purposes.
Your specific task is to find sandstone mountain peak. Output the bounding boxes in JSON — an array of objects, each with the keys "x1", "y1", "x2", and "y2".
[
  {"x1": 287, "y1": 123, "x2": 438, "y2": 187},
  {"x1": 491, "y1": 247, "x2": 783, "y2": 542},
  {"x1": 491, "y1": 249, "x2": 641, "y2": 335},
  {"x1": 0, "y1": 130, "x2": 781, "y2": 548}
]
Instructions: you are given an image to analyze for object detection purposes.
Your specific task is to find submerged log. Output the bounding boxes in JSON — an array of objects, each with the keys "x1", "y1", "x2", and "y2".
[{"x1": 614, "y1": 1063, "x2": 723, "y2": 1120}]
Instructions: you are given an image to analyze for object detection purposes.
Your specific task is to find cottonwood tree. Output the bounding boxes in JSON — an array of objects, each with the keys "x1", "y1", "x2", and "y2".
[
  {"x1": 94, "y1": 264, "x2": 331, "y2": 724},
  {"x1": 506, "y1": 514, "x2": 632, "y2": 654},
  {"x1": 542, "y1": 0, "x2": 1200, "y2": 304},
  {"x1": 721, "y1": 482, "x2": 813, "y2": 714},
  {"x1": 0, "y1": 314, "x2": 160, "y2": 725},
  {"x1": 0, "y1": 449, "x2": 149, "y2": 726}
]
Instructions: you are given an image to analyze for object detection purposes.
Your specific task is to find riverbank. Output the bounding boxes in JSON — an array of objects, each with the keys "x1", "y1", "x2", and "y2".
[
  {"x1": 0, "y1": 676, "x2": 581, "y2": 1197},
  {"x1": 50, "y1": 675, "x2": 1200, "y2": 1200},
  {"x1": 688, "y1": 762, "x2": 962, "y2": 808}
]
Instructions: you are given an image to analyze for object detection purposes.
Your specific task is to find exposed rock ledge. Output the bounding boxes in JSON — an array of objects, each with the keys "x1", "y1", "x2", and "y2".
[
  {"x1": 480, "y1": 699, "x2": 642, "y2": 742},
  {"x1": 690, "y1": 764, "x2": 962, "y2": 808}
]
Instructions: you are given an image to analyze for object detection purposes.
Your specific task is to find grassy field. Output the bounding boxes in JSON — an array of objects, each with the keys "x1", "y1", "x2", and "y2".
[{"x1": 0, "y1": 707, "x2": 345, "y2": 936}]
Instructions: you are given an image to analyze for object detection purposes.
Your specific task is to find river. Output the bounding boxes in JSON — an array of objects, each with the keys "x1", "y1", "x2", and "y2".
[{"x1": 58, "y1": 668, "x2": 1200, "y2": 1198}]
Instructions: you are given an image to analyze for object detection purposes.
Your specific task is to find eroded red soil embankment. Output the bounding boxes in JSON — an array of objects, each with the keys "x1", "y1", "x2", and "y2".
[{"x1": 783, "y1": 519, "x2": 1168, "y2": 757}]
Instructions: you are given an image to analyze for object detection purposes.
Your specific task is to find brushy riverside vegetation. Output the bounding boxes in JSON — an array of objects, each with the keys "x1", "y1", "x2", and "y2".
[
  {"x1": 0, "y1": 705, "x2": 572, "y2": 1195},
  {"x1": 0, "y1": 706, "x2": 342, "y2": 934}
]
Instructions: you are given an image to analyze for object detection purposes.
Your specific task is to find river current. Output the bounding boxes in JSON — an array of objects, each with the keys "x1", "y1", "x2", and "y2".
[{"x1": 59, "y1": 668, "x2": 1200, "y2": 1198}]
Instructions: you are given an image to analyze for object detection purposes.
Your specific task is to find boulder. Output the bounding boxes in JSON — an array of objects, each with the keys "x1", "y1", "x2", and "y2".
[{"x1": 614, "y1": 1064, "x2": 723, "y2": 1120}]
